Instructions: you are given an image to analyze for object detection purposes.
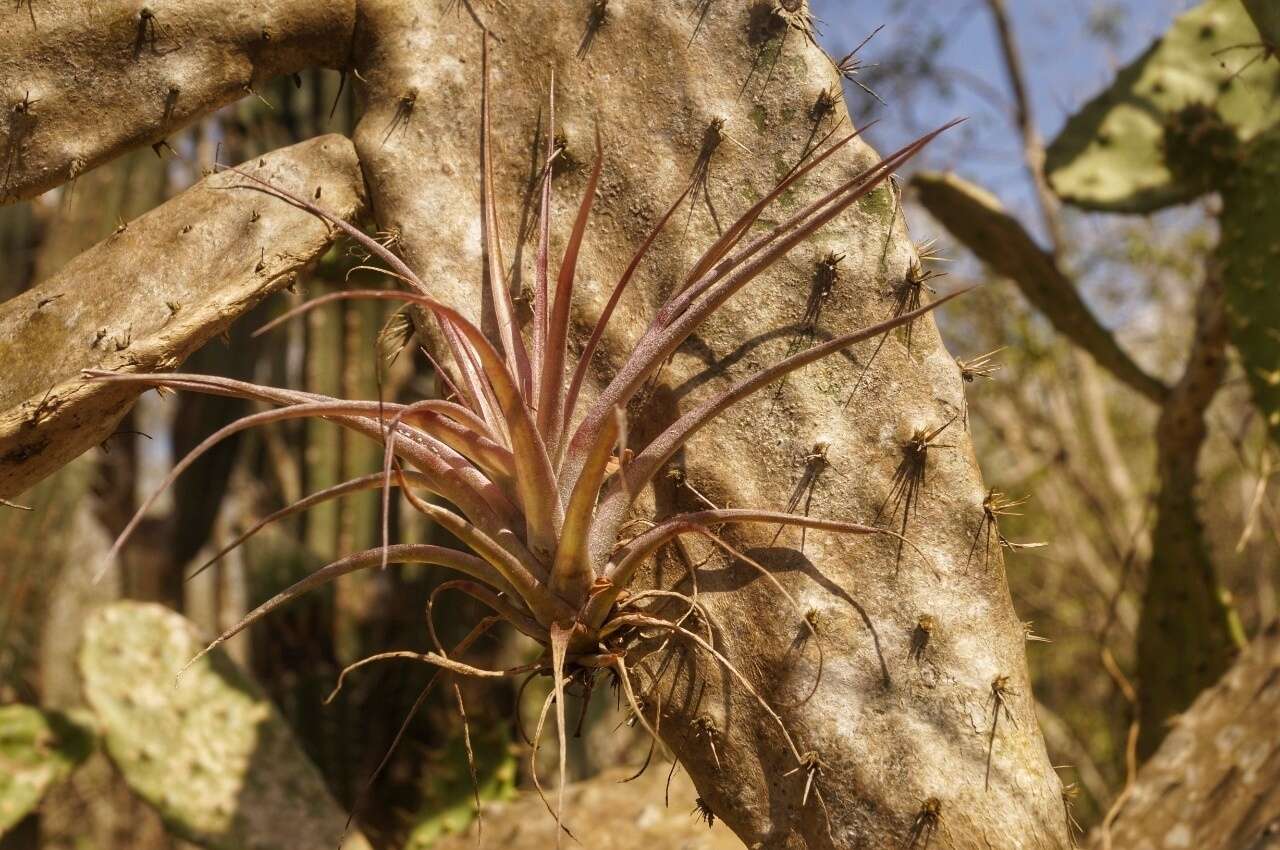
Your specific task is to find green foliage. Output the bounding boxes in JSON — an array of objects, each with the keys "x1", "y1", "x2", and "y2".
[
  {"x1": 1045, "y1": 0, "x2": 1280, "y2": 212},
  {"x1": 78, "y1": 601, "x2": 372, "y2": 850},
  {"x1": 0, "y1": 705, "x2": 94, "y2": 836}
]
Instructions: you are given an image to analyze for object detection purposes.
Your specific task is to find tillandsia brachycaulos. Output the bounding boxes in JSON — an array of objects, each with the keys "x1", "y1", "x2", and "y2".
[{"x1": 86, "y1": 40, "x2": 963, "y2": 836}]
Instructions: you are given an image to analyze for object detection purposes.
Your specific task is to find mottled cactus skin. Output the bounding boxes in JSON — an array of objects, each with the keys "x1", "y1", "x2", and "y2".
[
  {"x1": 1044, "y1": 0, "x2": 1278, "y2": 213},
  {"x1": 78, "y1": 602, "x2": 371, "y2": 850},
  {"x1": 0, "y1": 705, "x2": 94, "y2": 836}
]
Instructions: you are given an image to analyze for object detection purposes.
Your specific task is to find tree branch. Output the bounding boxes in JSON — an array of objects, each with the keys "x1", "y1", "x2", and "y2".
[
  {"x1": 912, "y1": 171, "x2": 1168, "y2": 403},
  {"x1": 984, "y1": 0, "x2": 1066, "y2": 255}
]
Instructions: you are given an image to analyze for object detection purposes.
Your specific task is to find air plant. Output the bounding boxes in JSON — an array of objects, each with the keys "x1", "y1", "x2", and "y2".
[{"x1": 86, "y1": 40, "x2": 962, "y2": 837}]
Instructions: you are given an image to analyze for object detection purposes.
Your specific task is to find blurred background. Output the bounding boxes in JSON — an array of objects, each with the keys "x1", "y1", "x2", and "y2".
[{"x1": 2, "y1": 0, "x2": 1275, "y2": 847}]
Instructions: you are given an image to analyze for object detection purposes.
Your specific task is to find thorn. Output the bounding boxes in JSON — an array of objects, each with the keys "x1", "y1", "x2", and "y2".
[
  {"x1": 956, "y1": 347, "x2": 1004, "y2": 383},
  {"x1": 876, "y1": 417, "x2": 957, "y2": 568},
  {"x1": 830, "y1": 24, "x2": 886, "y2": 106},
  {"x1": 810, "y1": 87, "x2": 838, "y2": 122},
  {"x1": 955, "y1": 346, "x2": 1003, "y2": 427},
  {"x1": 244, "y1": 84, "x2": 273, "y2": 110},
  {"x1": 908, "y1": 797, "x2": 942, "y2": 848},
  {"x1": 691, "y1": 796, "x2": 715, "y2": 827},
  {"x1": 803, "y1": 252, "x2": 842, "y2": 332},
  {"x1": 692, "y1": 714, "x2": 722, "y2": 770},
  {"x1": 909, "y1": 614, "x2": 934, "y2": 661},
  {"x1": 1062, "y1": 782, "x2": 1082, "y2": 846},
  {"x1": 12, "y1": 90, "x2": 39, "y2": 115},
  {"x1": 968, "y1": 488, "x2": 1034, "y2": 570},
  {"x1": 783, "y1": 750, "x2": 825, "y2": 807},
  {"x1": 578, "y1": 0, "x2": 608, "y2": 58},
  {"x1": 986, "y1": 674, "x2": 1018, "y2": 791},
  {"x1": 1023, "y1": 620, "x2": 1050, "y2": 643},
  {"x1": 804, "y1": 607, "x2": 821, "y2": 633}
]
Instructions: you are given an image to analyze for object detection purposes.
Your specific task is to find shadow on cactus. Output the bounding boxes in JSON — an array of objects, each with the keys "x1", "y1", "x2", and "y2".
[{"x1": 86, "y1": 40, "x2": 962, "y2": 837}]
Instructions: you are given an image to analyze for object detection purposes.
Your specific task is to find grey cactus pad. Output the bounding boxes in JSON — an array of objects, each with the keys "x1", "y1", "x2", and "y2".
[{"x1": 78, "y1": 601, "x2": 372, "y2": 850}]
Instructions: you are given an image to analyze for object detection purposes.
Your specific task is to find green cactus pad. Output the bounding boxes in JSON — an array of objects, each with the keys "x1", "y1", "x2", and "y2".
[
  {"x1": 79, "y1": 602, "x2": 372, "y2": 850},
  {"x1": 1220, "y1": 125, "x2": 1280, "y2": 441},
  {"x1": 0, "y1": 705, "x2": 94, "y2": 836},
  {"x1": 1045, "y1": 0, "x2": 1280, "y2": 212}
]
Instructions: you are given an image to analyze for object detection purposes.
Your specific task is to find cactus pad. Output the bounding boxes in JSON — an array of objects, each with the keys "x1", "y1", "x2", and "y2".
[
  {"x1": 78, "y1": 602, "x2": 372, "y2": 850},
  {"x1": 1045, "y1": 0, "x2": 1280, "y2": 212},
  {"x1": 0, "y1": 705, "x2": 94, "y2": 836}
]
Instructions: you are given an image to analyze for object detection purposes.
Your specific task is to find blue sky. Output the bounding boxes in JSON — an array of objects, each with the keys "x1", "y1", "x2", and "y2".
[{"x1": 810, "y1": 0, "x2": 1197, "y2": 229}]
